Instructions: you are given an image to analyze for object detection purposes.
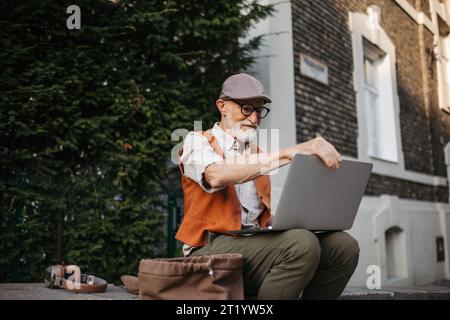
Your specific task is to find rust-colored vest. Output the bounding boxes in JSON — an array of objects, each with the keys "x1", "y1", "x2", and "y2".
[{"x1": 175, "y1": 130, "x2": 272, "y2": 247}]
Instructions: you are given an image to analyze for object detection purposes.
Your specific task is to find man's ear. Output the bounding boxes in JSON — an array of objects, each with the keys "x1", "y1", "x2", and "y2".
[{"x1": 216, "y1": 99, "x2": 227, "y2": 116}]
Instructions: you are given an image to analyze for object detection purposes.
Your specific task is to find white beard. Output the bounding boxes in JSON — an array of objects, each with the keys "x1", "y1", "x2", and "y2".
[{"x1": 225, "y1": 116, "x2": 258, "y2": 143}]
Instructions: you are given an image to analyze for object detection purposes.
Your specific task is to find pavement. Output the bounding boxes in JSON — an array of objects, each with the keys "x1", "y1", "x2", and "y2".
[
  {"x1": 0, "y1": 283, "x2": 138, "y2": 300},
  {"x1": 340, "y1": 280, "x2": 450, "y2": 300},
  {"x1": 1, "y1": 281, "x2": 450, "y2": 300}
]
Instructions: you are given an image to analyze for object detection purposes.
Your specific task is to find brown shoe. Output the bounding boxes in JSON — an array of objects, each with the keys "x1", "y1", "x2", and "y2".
[{"x1": 121, "y1": 275, "x2": 139, "y2": 295}]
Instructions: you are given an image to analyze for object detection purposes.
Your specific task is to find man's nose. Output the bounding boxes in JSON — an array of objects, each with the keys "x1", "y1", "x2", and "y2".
[{"x1": 247, "y1": 111, "x2": 259, "y2": 123}]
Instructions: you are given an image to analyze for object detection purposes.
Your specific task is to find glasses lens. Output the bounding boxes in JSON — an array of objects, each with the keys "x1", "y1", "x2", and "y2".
[
  {"x1": 241, "y1": 105, "x2": 254, "y2": 116},
  {"x1": 258, "y1": 107, "x2": 270, "y2": 118}
]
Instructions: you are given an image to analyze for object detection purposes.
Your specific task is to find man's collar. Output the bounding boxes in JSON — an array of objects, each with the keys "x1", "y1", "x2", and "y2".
[
  {"x1": 211, "y1": 123, "x2": 249, "y2": 152},
  {"x1": 211, "y1": 123, "x2": 237, "y2": 152}
]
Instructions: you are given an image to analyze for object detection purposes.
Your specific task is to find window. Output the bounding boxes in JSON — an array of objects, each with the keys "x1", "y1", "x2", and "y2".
[
  {"x1": 439, "y1": 21, "x2": 450, "y2": 112},
  {"x1": 349, "y1": 11, "x2": 405, "y2": 170},
  {"x1": 362, "y1": 39, "x2": 399, "y2": 162},
  {"x1": 436, "y1": 0, "x2": 450, "y2": 113}
]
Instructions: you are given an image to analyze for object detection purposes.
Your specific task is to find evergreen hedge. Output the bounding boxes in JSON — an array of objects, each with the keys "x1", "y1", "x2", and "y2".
[{"x1": 0, "y1": 0, "x2": 272, "y2": 282}]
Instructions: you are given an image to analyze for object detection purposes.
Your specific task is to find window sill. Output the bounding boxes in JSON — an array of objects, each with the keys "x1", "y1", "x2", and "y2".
[{"x1": 343, "y1": 154, "x2": 448, "y2": 187}]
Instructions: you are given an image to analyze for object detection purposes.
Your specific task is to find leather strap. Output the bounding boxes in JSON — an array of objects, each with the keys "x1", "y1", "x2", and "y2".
[{"x1": 45, "y1": 265, "x2": 107, "y2": 293}]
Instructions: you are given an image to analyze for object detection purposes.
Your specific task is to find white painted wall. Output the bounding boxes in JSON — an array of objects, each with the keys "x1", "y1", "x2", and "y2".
[
  {"x1": 243, "y1": 0, "x2": 297, "y2": 212},
  {"x1": 348, "y1": 196, "x2": 450, "y2": 287}
]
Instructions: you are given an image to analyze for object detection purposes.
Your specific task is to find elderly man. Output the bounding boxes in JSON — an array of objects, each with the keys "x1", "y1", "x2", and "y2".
[{"x1": 176, "y1": 73, "x2": 359, "y2": 300}]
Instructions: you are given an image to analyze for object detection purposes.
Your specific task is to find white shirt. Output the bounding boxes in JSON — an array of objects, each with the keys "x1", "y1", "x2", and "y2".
[{"x1": 179, "y1": 123, "x2": 266, "y2": 256}]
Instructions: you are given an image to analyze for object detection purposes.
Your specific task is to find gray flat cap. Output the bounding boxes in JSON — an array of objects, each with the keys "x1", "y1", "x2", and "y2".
[{"x1": 219, "y1": 73, "x2": 272, "y2": 103}]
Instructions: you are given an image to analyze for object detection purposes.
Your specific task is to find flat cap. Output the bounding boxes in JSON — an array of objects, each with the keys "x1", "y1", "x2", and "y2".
[{"x1": 219, "y1": 73, "x2": 272, "y2": 103}]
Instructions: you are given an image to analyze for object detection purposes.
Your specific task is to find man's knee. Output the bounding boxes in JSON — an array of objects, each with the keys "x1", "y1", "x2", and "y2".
[
  {"x1": 339, "y1": 232, "x2": 359, "y2": 258},
  {"x1": 281, "y1": 229, "x2": 321, "y2": 269},
  {"x1": 326, "y1": 232, "x2": 360, "y2": 267}
]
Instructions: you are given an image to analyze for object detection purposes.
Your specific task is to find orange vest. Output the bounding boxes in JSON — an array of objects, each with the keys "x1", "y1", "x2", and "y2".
[{"x1": 175, "y1": 130, "x2": 272, "y2": 247}]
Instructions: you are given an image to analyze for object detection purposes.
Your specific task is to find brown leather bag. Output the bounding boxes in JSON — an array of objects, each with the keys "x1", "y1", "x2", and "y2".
[{"x1": 138, "y1": 254, "x2": 244, "y2": 300}]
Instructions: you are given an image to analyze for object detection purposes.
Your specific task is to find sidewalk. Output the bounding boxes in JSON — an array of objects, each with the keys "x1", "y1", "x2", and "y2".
[
  {"x1": 1, "y1": 281, "x2": 449, "y2": 300},
  {"x1": 340, "y1": 280, "x2": 450, "y2": 300},
  {"x1": 0, "y1": 283, "x2": 138, "y2": 300}
]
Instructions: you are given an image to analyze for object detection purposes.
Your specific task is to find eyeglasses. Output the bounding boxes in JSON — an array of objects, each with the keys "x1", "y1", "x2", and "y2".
[{"x1": 234, "y1": 101, "x2": 271, "y2": 119}]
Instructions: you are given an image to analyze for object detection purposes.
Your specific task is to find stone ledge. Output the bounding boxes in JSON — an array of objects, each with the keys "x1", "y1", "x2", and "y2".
[
  {"x1": 1, "y1": 281, "x2": 450, "y2": 300},
  {"x1": 340, "y1": 280, "x2": 450, "y2": 300},
  {"x1": 0, "y1": 283, "x2": 138, "y2": 300}
]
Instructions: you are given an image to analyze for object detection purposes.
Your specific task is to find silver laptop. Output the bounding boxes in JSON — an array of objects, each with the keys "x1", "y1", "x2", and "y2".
[{"x1": 227, "y1": 154, "x2": 373, "y2": 235}]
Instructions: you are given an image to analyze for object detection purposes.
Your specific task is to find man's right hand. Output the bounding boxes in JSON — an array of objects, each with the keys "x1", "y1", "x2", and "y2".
[{"x1": 287, "y1": 137, "x2": 342, "y2": 169}]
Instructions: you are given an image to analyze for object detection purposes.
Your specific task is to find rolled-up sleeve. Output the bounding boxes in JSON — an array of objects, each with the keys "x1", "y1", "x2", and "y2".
[{"x1": 179, "y1": 132, "x2": 225, "y2": 193}]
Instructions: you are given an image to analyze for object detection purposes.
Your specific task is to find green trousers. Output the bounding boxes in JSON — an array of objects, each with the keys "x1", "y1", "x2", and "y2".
[{"x1": 191, "y1": 229, "x2": 359, "y2": 300}]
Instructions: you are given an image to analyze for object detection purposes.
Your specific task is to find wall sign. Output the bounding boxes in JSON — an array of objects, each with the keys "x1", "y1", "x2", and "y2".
[{"x1": 300, "y1": 53, "x2": 329, "y2": 85}]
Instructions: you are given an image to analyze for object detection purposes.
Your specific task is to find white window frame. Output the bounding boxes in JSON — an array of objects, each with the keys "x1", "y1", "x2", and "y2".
[
  {"x1": 349, "y1": 12, "x2": 405, "y2": 173},
  {"x1": 431, "y1": 0, "x2": 450, "y2": 113},
  {"x1": 440, "y1": 31, "x2": 450, "y2": 112},
  {"x1": 343, "y1": 1, "x2": 447, "y2": 187},
  {"x1": 437, "y1": 17, "x2": 450, "y2": 113}
]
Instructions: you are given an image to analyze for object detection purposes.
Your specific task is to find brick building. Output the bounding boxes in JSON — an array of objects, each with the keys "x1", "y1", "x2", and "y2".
[{"x1": 248, "y1": 0, "x2": 450, "y2": 287}]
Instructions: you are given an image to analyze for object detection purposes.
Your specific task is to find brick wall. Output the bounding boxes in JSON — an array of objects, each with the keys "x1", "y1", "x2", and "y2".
[
  {"x1": 291, "y1": 0, "x2": 450, "y2": 202},
  {"x1": 292, "y1": 0, "x2": 359, "y2": 158},
  {"x1": 366, "y1": 174, "x2": 448, "y2": 202}
]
